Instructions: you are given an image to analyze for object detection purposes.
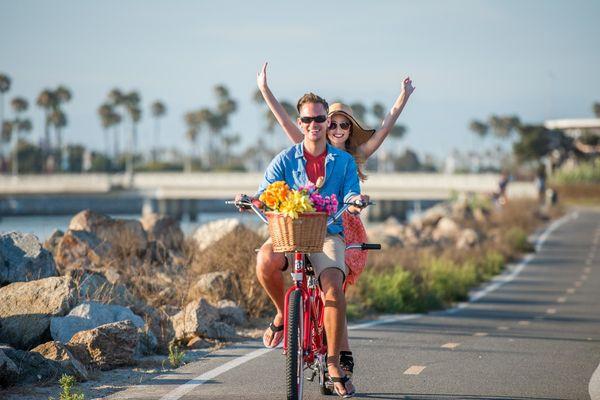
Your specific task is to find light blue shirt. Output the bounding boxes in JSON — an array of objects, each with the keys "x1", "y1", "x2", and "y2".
[{"x1": 256, "y1": 142, "x2": 361, "y2": 235}]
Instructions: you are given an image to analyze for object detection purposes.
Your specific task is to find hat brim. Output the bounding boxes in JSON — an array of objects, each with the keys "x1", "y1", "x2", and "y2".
[{"x1": 328, "y1": 110, "x2": 376, "y2": 149}]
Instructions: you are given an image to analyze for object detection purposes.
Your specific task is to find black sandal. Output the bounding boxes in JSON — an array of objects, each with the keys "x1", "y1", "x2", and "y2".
[
  {"x1": 262, "y1": 322, "x2": 284, "y2": 348},
  {"x1": 340, "y1": 351, "x2": 354, "y2": 377}
]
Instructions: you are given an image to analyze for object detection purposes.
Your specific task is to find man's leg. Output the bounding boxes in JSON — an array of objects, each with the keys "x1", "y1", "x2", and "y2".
[
  {"x1": 256, "y1": 241, "x2": 287, "y2": 346},
  {"x1": 320, "y1": 268, "x2": 355, "y2": 395}
]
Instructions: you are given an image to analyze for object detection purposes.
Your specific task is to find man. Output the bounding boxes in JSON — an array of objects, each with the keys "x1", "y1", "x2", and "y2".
[{"x1": 236, "y1": 93, "x2": 366, "y2": 397}]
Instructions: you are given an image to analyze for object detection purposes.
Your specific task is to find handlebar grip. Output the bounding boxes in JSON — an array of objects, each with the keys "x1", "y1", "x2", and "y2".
[{"x1": 361, "y1": 243, "x2": 381, "y2": 250}]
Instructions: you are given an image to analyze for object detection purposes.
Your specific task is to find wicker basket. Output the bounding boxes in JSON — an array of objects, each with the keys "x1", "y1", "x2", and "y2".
[{"x1": 266, "y1": 211, "x2": 327, "y2": 253}]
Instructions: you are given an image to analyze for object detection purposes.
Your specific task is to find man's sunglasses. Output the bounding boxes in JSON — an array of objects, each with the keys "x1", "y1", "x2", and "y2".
[
  {"x1": 329, "y1": 122, "x2": 351, "y2": 130},
  {"x1": 300, "y1": 115, "x2": 327, "y2": 124}
]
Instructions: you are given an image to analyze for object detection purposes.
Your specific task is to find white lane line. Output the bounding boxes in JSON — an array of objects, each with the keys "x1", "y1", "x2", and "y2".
[
  {"x1": 567, "y1": 288, "x2": 576, "y2": 294},
  {"x1": 547, "y1": 308, "x2": 557, "y2": 314},
  {"x1": 584, "y1": 267, "x2": 592, "y2": 273},
  {"x1": 557, "y1": 297, "x2": 567, "y2": 303},
  {"x1": 159, "y1": 347, "x2": 273, "y2": 400},
  {"x1": 497, "y1": 326, "x2": 510, "y2": 331},
  {"x1": 404, "y1": 365, "x2": 426, "y2": 375},
  {"x1": 441, "y1": 342, "x2": 461, "y2": 349},
  {"x1": 575, "y1": 281, "x2": 583, "y2": 287},
  {"x1": 155, "y1": 211, "x2": 577, "y2": 400},
  {"x1": 518, "y1": 320, "x2": 531, "y2": 326},
  {"x1": 473, "y1": 332, "x2": 488, "y2": 337},
  {"x1": 589, "y1": 356, "x2": 600, "y2": 400},
  {"x1": 582, "y1": 275, "x2": 589, "y2": 281}
]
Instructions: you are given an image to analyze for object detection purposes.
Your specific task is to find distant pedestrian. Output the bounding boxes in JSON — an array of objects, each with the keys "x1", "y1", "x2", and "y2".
[{"x1": 535, "y1": 165, "x2": 547, "y2": 204}]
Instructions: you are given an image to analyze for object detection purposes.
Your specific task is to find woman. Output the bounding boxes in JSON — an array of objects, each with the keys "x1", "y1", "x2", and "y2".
[{"x1": 257, "y1": 63, "x2": 414, "y2": 397}]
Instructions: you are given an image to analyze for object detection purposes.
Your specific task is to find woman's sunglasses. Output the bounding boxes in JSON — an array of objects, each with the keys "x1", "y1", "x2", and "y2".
[
  {"x1": 300, "y1": 115, "x2": 327, "y2": 124},
  {"x1": 329, "y1": 122, "x2": 351, "y2": 130}
]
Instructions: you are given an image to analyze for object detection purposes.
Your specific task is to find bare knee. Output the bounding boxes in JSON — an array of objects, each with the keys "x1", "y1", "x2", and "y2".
[
  {"x1": 256, "y1": 244, "x2": 285, "y2": 274},
  {"x1": 320, "y1": 269, "x2": 345, "y2": 301}
]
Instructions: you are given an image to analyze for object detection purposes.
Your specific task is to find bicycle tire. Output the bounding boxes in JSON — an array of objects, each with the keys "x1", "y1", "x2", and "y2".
[{"x1": 286, "y1": 289, "x2": 304, "y2": 400}]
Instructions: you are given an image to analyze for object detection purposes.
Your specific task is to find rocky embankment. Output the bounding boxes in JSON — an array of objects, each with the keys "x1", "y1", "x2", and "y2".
[{"x1": 0, "y1": 211, "x2": 253, "y2": 389}]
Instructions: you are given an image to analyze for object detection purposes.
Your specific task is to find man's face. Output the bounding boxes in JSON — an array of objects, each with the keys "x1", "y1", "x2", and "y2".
[{"x1": 297, "y1": 102, "x2": 329, "y2": 143}]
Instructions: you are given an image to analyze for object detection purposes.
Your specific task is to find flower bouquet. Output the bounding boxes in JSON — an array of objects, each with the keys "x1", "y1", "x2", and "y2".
[{"x1": 259, "y1": 180, "x2": 338, "y2": 252}]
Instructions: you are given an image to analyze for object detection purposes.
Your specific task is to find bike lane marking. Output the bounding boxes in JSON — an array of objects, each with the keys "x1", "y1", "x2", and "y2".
[
  {"x1": 156, "y1": 211, "x2": 577, "y2": 400},
  {"x1": 404, "y1": 366, "x2": 426, "y2": 375}
]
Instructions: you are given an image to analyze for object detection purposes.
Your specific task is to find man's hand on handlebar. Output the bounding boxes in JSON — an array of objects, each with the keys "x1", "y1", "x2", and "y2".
[
  {"x1": 347, "y1": 194, "x2": 370, "y2": 215},
  {"x1": 233, "y1": 194, "x2": 263, "y2": 212}
]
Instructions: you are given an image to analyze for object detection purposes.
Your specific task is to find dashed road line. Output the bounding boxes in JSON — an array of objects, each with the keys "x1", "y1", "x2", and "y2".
[
  {"x1": 497, "y1": 326, "x2": 510, "y2": 331},
  {"x1": 518, "y1": 320, "x2": 531, "y2": 326},
  {"x1": 404, "y1": 366, "x2": 426, "y2": 375},
  {"x1": 575, "y1": 281, "x2": 583, "y2": 287},
  {"x1": 441, "y1": 342, "x2": 461, "y2": 349},
  {"x1": 473, "y1": 332, "x2": 488, "y2": 337},
  {"x1": 557, "y1": 297, "x2": 567, "y2": 303},
  {"x1": 567, "y1": 288, "x2": 576, "y2": 294},
  {"x1": 547, "y1": 308, "x2": 557, "y2": 314}
]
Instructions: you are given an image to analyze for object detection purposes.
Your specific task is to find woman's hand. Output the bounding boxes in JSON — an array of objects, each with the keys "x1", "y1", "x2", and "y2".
[
  {"x1": 402, "y1": 76, "x2": 415, "y2": 97},
  {"x1": 257, "y1": 62, "x2": 269, "y2": 91}
]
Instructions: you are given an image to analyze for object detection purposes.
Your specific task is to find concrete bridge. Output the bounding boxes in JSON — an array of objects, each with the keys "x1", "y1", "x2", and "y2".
[{"x1": 0, "y1": 172, "x2": 536, "y2": 221}]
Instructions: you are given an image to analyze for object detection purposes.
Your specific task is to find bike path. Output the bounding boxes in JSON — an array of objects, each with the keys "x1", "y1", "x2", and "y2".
[{"x1": 107, "y1": 209, "x2": 600, "y2": 400}]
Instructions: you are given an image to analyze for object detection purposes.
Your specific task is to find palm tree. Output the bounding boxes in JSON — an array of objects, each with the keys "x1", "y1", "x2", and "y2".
[
  {"x1": 10, "y1": 97, "x2": 31, "y2": 176},
  {"x1": 593, "y1": 102, "x2": 600, "y2": 118},
  {"x1": 123, "y1": 91, "x2": 142, "y2": 176},
  {"x1": 98, "y1": 103, "x2": 114, "y2": 157},
  {"x1": 372, "y1": 102, "x2": 386, "y2": 120},
  {"x1": 488, "y1": 115, "x2": 520, "y2": 139},
  {"x1": 36, "y1": 89, "x2": 56, "y2": 152},
  {"x1": 184, "y1": 127, "x2": 199, "y2": 173},
  {"x1": 0, "y1": 74, "x2": 10, "y2": 132},
  {"x1": 150, "y1": 100, "x2": 166, "y2": 162},
  {"x1": 469, "y1": 120, "x2": 489, "y2": 139},
  {"x1": 350, "y1": 102, "x2": 367, "y2": 122},
  {"x1": 49, "y1": 109, "x2": 67, "y2": 170}
]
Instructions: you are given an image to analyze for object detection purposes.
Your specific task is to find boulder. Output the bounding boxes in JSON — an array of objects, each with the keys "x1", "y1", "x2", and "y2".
[
  {"x1": 432, "y1": 217, "x2": 461, "y2": 242},
  {"x1": 43, "y1": 229, "x2": 64, "y2": 256},
  {"x1": 419, "y1": 204, "x2": 450, "y2": 227},
  {"x1": 187, "y1": 270, "x2": 242, "y2": 304},
  {"x1": 0, "y1": 344, "x2": 66, "y2": 385},
  {"x1": 217, "y1": 300, "x2": 246, "y2": 326},
  {"x1": 67, "y1": 320, "x2": 139, "y2": 370},
  {"x1": 171, "y1": 298, "x2": 226, "y2": 340},
  {"x1": 31, "y1": 341, "x2": 89, "y2": 381},
  {"x1": 473, "y1": 207, "x2": 488, "y2": 224},
  {"x1": 0, "y1": 276, "x2": 75, "y2": 349},
  {"x1": 67, "y1": 269, "x2": 136, "y2": 307},
  {"x1": 51, "y1": 301, "x2": 145, "y2": 343},
  {"x1": 140, "y1": 213, "x2": 184, "y2": 251},
  {"x1": 0, "y1": 231, "x2": 57, "y2": 285},
  {"x1": 0, "y1": 348, "x2": 19, "y2": 387},
  {"x1": 186, "y1": 335, "x2": 212, "y2": 349},
  {"x1": 193, "y1": 218, "x2": 244, "y2": 251},
  {"x1": 456, "y1": 228, "x2": 480, "y2": 250},
  {"x1": 69, "y1": 210, "x2": 148, "y2": 255},
  {"x1": 54, "y1": 229, "x2": 114, "y2": 272}
]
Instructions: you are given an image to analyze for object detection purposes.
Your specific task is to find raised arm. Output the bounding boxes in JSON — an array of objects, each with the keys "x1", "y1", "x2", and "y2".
[
  {"x1": 358, "y1": 77, "x2": 415, "y2": 160},
  {"x1": 257, "y1": 62, "x2": 304, "y2": 144}
]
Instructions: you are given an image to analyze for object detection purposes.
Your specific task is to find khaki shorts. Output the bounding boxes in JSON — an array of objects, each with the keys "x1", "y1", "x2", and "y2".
[{"x1": 264, "y1": 234, "x2": 347, "y2": 280}]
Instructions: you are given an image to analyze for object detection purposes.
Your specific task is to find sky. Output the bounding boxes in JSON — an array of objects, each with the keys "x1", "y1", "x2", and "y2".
[{"x1": 1, "y1": 0, "x2": 599, "y2": 160}]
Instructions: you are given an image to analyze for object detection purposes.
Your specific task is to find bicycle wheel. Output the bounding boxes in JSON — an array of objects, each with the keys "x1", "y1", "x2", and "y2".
[{"x1": 286, "y1": 289, "x2": 304, "y2": 400}]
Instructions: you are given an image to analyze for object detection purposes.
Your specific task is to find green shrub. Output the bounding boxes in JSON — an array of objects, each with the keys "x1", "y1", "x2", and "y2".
[
  {"x1": 477, "y1": 251, "x2": 505, "y2": 280},
  {"x1": 504, "y1": 227, "x2": 534, "y2": 253},
  {"x1": 356, "y1": 267, "x2": 418, "y2": 313},
  {"x1": 422, "y1": 257, "x2": 478, "y2": 306},
  {"x1": 49, "y1": 375, "x2": 85, "y2": 400},
  {"x1": 168, "y1": 342, "x2": 186, "y2": 368},
  {"x1": 550, "y1": 159, "x2": 600, "y2": 185}
]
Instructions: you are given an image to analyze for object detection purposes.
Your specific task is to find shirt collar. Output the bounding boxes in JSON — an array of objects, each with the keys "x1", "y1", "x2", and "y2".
[{"x1": 295, "y1": 141, "x2": 338, "y2": 160}]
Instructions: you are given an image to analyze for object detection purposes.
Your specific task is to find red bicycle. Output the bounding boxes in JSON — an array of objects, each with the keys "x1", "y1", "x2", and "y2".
[{"x1": 229, "y1": 195, "x2": 380, "y2": 399}]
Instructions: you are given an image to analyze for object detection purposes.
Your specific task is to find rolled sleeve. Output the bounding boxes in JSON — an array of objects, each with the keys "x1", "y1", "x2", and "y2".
[
  {"x1": 256, "y1": 153, "x2": 285, "y2": 197},
  {"x1": 342, "y1": 157, "x2": 361, "y2": 203}
]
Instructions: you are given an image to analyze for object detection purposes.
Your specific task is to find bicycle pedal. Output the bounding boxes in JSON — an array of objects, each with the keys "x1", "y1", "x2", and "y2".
[{"x1": 306, "y1": 370, "x2": 316, "y2": 382}]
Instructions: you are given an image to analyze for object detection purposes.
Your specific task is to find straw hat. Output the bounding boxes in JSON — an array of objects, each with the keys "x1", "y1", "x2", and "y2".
[{"x1": 328, "y1": 103, "x2": 375, "y2": 148}]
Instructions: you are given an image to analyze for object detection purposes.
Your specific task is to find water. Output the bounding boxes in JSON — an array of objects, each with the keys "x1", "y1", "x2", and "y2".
[{"x1": 0, "y1": 212, "x2": 263, "y2": 241}]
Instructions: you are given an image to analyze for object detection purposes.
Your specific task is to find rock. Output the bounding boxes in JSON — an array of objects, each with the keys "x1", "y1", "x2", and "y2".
[
  {"x1": 0, "y1": 276, "x2": 75, "y2": 349},
  {"x1": 69, "y1": 210, "x2": 148, "y2": 255},
  {"x1": 186, "y1": 335, "x2": 212, "y2": 349},
  {"x1": 217, "y1": 300, "x2": 246, "y2": 326},
  {"x1": 432, "y1": 217, "x2": 461, "y2": 242},
  {"x1": 43, "y1": 229, "x2": 64, "y2": 256},
  {"x1": 54, "y1": 229, "x2": 114, "y2": 272},
  {"x1": 51, "y1": 301, "x2": 145, "y2": 344},
  {"x1": 170, "y1": 298, "x2": 220, "y2": 340},
  {"x1": 206, "y1": 321, "x2": 237, "y2": 341},
  {"x1": 31, "y1": 341, "x2": 89, "y2": 381},
  {"x1": 67, "y1": 269, "x2": 136, "y2": 307},
  {"x1": 193, "y1": 218, "x2": 244, "y2": 252},
  {"x1": 420, "y1": 204, "x2": 450, "y2": 227},
  {"x1": 456, "y1": 228, "x2": 480, "y2": 250},
  {"x1": 187, "y1": 271, "x2": 242, "y2": 304},
  {"x1": 0, "y1": 348, "x2": 19, "y2": 387},
  {"x1": 0, "y1": 344, "x2": 66, "y2": 385},
  {"x1": 0, "y1": 231, "x2": 57, "y2": 285},
  {"x1": 140, "y1": 213, "x2": 184, "y2": 251},
  {"x1": 67, "y1": 320, "x2": 139, "y2": 370}
]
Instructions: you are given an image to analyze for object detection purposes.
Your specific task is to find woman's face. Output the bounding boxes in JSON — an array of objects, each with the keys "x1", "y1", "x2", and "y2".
[{"x1": 327, "y1": 113, "x2": 352, "y2": 149}]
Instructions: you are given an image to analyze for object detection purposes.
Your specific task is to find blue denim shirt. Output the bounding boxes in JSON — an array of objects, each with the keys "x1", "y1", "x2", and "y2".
[{"x1": 256, "y1": 142, "x2": 361, "y2": 235}]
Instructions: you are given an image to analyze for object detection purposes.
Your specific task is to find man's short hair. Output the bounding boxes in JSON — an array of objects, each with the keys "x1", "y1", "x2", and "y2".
[{"x1": 296, "y1": 92, "x2": 329, "y2": 114}]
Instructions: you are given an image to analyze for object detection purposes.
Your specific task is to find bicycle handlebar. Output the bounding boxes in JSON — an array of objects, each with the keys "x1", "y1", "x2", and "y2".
[{"x1": 226, "y1": 195, "x2": 373, "y2": 227}]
